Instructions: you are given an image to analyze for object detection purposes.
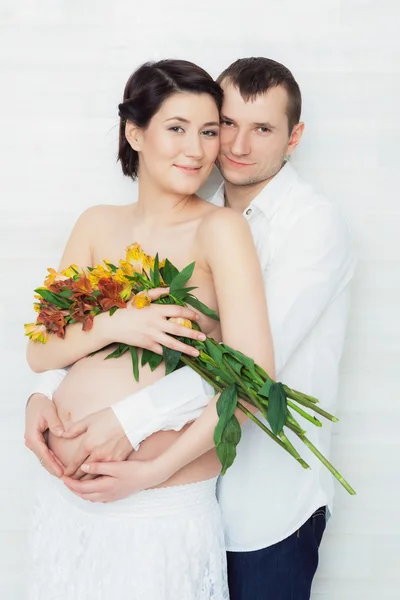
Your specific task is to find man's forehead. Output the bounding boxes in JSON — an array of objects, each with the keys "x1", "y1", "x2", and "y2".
[{"x1": 221, "y1": 82, "x2": 288, "y2": 122}]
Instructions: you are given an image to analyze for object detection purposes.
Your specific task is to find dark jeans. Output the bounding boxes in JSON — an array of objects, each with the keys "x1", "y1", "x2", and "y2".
[{"x1": 227, "y1": 506, "x2": 327, "y2": 600}]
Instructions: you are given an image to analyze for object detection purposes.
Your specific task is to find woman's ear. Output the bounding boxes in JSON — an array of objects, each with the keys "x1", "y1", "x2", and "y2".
[{"x1": 125, "y1": 121, "x2": 142, "y2": 151}]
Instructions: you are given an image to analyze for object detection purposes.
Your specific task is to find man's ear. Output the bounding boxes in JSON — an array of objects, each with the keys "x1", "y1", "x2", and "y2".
[
  {"x1": 125, "y1": 121, "x2": 142, "y2": 151},
  {"x1": 286, "y1": 122, "x2": 305, "y2": 156}
]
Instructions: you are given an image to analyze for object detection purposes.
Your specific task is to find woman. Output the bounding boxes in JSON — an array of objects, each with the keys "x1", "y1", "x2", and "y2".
[{"x1": 26, "y1": 59, "x2": 274, "y2": 600}]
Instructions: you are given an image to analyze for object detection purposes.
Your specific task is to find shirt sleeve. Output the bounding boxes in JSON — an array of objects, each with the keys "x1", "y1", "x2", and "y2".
[
  {"x1": 111, "y1": 366, "x2": 214, "y2": 450},
  {"x1": 267, "y1": 202, "x2": 356, "y2": 375},
  {"x1": 28, "y1": 368, "x2": 69, "y2": 402}
]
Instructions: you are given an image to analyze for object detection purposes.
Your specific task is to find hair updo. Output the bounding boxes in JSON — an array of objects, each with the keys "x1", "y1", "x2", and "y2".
[{"x1": 117, "y1": 59, "x2": 223, "y2": 180}]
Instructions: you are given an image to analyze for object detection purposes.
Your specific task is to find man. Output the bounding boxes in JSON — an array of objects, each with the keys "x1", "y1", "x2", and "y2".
[{"x1": 25, "y1": 57, "x2": 355, "y2": 599}]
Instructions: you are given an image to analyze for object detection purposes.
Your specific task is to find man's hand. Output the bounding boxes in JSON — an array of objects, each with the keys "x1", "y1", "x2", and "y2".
[
  {"x1": 24, "y1": 393, "x2": 65, "y2": 477},
  {"x1": 62, "y1": 407, "x2": 134, "y2": 480},
  {"x1": 62, "y1": 457, "x2": 168, "y2": 503}
]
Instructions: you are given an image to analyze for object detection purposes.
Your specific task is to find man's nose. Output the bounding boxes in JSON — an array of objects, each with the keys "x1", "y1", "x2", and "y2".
[{"x1": 230, "y1": 130, "x2": 251, "y2": 156}]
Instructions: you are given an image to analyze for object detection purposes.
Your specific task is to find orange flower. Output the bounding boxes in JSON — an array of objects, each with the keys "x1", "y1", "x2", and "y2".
[
  {"x1": 97, "y1": 278, "x2": 127, "y2": 311},
  {"x1": 44, "y1": 268, "x2": 67, "y2": 288},
  {"x1": 132, "y1": 291, "x2": 151, "y2": 309},
  {"x1": 169, "y1": 317, "x2": 193, "y2": 329},
  {"x1": 24, "y1": 322, "x2": 49, "y2": 343}
]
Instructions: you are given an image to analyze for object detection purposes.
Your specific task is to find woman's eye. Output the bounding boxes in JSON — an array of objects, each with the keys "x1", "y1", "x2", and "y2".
[
  {"x1": 169, "y1": 126, "x2": 184, "y2": 133},
  {"x1": 201, "y1": 130, "x2": 219, "y2": 137}
]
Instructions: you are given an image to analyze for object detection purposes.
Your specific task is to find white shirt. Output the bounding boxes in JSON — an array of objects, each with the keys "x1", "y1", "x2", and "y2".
[{"x1": 31, "y1": 162, "x2": 355, "y2": 551}]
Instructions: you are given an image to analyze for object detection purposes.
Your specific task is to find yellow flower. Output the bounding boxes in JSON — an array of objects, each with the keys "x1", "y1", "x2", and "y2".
[
  {"x1": 61, "y1": 264, "x2": 80, "y2": 278},
  {"x1": 24, "y1": 323, "x2": 49, "y2": 344},
  {"x1": 114, "y1": 259, "x2": 138, "y2": 283},
  {"x1": 131, "y1": 291, "x2": 151, "y2": 309},
  {"x1": 126, "y1": 242, "x2": 144, "y2": 263},
  {"x1": 169, "y1": 317, "x2": 193, "y2": 329},
  {"x1": 33, "y1": 303, "x2": 41, "y2": 313},
  {"x1": 88, "y1": 264, "x2": 112, "y2": 289},
  {"x1": 120, "y1": 283, "x2": 134, "y2": 302}
]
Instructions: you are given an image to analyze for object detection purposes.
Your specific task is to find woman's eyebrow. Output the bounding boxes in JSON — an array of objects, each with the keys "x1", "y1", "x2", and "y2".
[{"x1": 164, "y1": 116, "x2": 220, "y2": 127}]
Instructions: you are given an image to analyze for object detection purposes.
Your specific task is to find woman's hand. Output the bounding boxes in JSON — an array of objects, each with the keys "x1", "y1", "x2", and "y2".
[{"x1": 105, "y1": 287, "x2": 206, "y2": 357}]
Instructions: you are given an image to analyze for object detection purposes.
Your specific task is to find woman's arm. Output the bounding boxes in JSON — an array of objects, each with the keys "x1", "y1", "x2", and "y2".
[{"x1": 26, "y1": 206, "x2": 204, "y2": 372}]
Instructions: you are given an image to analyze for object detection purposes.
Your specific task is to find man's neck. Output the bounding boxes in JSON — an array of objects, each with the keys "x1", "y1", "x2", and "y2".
[{"x1": 224, "y1": 178, "x2": 271, "y2": 213}]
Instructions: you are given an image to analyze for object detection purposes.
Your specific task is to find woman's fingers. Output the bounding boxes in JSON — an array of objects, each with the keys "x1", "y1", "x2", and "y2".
[
  {"x1": 157, "y1": 333, "x2": 200, "y2": 356},
  {"x1": 159, "y1": 304, "x2": 200, "y2": 321},
  {"x1": 147, "y1": 287, "x2": 170, "y2": 301},
  {"x1": 163, "y1": 319, "x2": 206, "y2": 342}
]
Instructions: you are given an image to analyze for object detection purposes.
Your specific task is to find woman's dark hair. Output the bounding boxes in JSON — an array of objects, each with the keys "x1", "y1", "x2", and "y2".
[
  {"x1": 217, "y1": 57, "x2": 301, "y2": 134},
  {"x1": 118, "y1": 59, "x2": 223, "y2": 179}
]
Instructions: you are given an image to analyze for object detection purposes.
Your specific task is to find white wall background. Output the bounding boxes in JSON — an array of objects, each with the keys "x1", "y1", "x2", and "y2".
[{"x1": 1, "y1": 1, "x2": 399, "y2": 598}]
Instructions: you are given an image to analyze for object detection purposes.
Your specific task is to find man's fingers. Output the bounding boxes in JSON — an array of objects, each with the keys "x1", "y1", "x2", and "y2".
[
  {"x1": 63, "y1": 474, "x2": 111, "y2": 493},
  {"x1": 81, "y1": 461, "x2": 121, "y2": 477},
  {"x1": 62, "y1": 419, "x2": 89, "y2": 439},
  {"x1": 63, "y1": 448, "x2": 90, "y2": 477}
]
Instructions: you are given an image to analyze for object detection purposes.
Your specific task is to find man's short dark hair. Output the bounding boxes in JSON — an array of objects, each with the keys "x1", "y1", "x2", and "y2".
[{"x1": 217, "y1": 57, "x2": 301, "y2": 133}]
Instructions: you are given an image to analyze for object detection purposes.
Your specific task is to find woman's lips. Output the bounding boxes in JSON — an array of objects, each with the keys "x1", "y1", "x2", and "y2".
[{"x1": 174, "y1": 165, "x2": 202, "y2": 174}]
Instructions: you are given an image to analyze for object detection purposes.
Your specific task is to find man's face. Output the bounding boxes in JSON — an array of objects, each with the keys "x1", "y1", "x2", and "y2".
[{"x1": 217, "y1": 81, "x2": 294, "y2": 187}]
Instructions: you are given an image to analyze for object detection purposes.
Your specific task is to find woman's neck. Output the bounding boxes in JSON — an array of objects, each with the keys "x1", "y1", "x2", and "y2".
[{"x1": 134, "y1": 177, "x2": 194, "y2": 227}]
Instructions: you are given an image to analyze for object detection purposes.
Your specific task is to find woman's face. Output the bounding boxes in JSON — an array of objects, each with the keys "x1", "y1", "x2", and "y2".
[{"x1": 130, "y1": 92, "x2": 220, "y2": 195}]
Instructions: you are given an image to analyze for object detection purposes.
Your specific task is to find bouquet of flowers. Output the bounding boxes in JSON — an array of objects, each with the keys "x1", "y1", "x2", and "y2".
[{"x1": 25, "y1": 243, "x2": 355, "y2": 494}]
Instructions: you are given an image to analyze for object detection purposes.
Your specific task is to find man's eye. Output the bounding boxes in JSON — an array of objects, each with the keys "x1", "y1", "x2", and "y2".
[
  {"x1": 169, "y1": 126, "x2": 184, "y2": 133},
  {"x1": 257, "y1": 127, "x2": 270, "y2": 133},
  {"x1": 221, "y1": 120, "x2": 234, "y2": 127}
]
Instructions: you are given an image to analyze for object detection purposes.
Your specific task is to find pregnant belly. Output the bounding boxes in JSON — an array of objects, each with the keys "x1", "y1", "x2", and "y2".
[{"x1": 48, "y1": 347, "x2": 220, "y2": 487}]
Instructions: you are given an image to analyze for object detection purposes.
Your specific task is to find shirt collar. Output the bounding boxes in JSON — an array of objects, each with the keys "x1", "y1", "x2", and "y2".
[{"x1": 210, "y1": 161, "x2": 299, "y2": 221}]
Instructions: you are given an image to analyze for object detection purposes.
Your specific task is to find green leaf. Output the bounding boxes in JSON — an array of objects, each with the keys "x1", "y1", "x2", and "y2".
[
  {"x1": 267, "y1": 382, "x2": 288, "y2": 435},
  {"x1": 221, "y1": 343, "x2": 255, "y2": 372},
  {"x1": 58, "y1": 289, "x2": 73, "y2": 298},
  {"x1": 223, "y1": 354, "x2": 243, "y2": 377},
  {"x1": 162, "y1": 259, "x2": 179, "y2": 285},
  {"x1": 162, "y1": 346, "x2": 182, "y2": 375},
  {"x1": 258, "y1": 378, "x2": 273, "y2": 398},
  {"x1": 185, "y1": 296, "x2": 220, "y2": 321},
  {"x1": 130, "y1": 346, "x2": 139, "y2": 382},
  {"x1": 170, "y1": 286, "x2": 198, "y2": 300},
  {"x1": 34, "y1": 288, "x2": 71, "y2": 309},
  {"x1": 204, "y1": 338, "x2": 223, "y2": 366},
  {"x1": 214, "y1": 385, "x2": 238, "y2": 445},
  {"x1": 141, "y1": 349, "x2": 163, "y2": 371},
  {"x1": 152, "y1": 253, "x2": 161, "y2": 287},
  {"x1": 109, "y1": 306, "x2": 119, "y2": 316},
  {"x1": 216, "y1": 415, "x2": 242, "y2": 475},
  {"x1": 104, "y1": 261, "x2": 118, "y2": 273},
  {"x1": 104, "y1": 344, "x2": 130, "y2": 359},
  {"x1": 170, "y1": 262, "x2": 195, "y2": 293}
]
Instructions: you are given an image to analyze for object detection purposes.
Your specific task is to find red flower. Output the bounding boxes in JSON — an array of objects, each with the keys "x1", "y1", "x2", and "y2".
[
  {"x1": 97, "y1": 278, "x2": 127, "y2": 311},
  {"x1": 37, "y1": 303, "x2": 69, "y2": 339}
]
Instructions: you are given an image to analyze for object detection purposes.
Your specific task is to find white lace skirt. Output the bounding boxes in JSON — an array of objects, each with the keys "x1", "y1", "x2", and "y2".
[{"x1": 27, "y1": 469, "x2": 229, "y2": 600}]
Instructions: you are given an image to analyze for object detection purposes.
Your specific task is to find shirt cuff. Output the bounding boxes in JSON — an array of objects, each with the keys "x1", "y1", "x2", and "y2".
[
  {"x1": 29, "y1": 369, "x2": 69, "y2": 401},
  {"x1": 111, "y1": 366, "x2": 214, "y2": 450}
]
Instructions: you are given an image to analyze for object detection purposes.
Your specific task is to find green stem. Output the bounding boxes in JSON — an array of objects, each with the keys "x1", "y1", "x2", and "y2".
[
  {"x1": 287, "y1": 400, "x2": 322, "y2": 427},
  {"x1": 293, "y1": 432, "x2": 356, "y2": 495},
  {"x1": 287, "y1": 394, "x2": 339, "y2": 422},
  {"x1": 237, "y1": 403, "x2": 309, "y2": 469},
  {"x1": 284, "y1": 385, "x2": 319, "y2": 405},
  {"x1": 278, "y1": 432, "x2": 310, "y2": 469}
]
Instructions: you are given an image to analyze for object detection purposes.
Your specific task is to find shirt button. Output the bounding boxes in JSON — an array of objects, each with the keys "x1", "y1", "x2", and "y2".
[{"x1": 245, "y1": 208, "x2": 252, "y2": 216}]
